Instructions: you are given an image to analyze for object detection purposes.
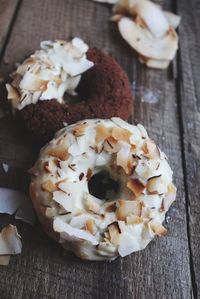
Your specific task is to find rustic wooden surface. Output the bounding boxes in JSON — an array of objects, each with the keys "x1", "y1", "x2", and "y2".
[
  {"x1": 0, "y1": 0, "x2": 199, "y2": 298},
  {"x1": 0, "y1": 0, "x2": 19, "y2": 58}
]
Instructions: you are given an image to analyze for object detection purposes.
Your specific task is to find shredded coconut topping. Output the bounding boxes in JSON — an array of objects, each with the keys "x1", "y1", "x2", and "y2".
[
  {"x1": 6, "y1": 38, "x2": 94, "y2": 111},
  {"x1": 30, "y1": 118, "x2": 176, "y2": 260}
]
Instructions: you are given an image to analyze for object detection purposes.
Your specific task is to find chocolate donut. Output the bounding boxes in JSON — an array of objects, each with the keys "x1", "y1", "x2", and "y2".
[
  {"x1": 6, "y1": 39, "x2": 132, "y2": 143},
  {"x1": 30, "y1": 118, "x2": 176, "y2": 261}
]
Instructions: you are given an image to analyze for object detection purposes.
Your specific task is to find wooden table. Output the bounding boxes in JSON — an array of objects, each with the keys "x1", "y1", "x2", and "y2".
[{"x1": 0, "y1": 0, "x2": 199, "y2": 298}]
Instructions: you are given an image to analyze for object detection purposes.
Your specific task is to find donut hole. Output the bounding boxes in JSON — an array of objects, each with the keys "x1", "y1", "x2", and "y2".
[
  {"x1": 88, "y1": 171, "x2": 120, "y2": 200},
  {"x1": 64, "y1": 92, "x2": 83, "y2": 104}
]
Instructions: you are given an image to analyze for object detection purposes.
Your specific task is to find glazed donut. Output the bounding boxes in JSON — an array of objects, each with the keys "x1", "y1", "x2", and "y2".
[
  {"x1": 6, "y1": 38, "x2": 132, "y2": 143},
  {"x1": 30, "y1": 118, "x2": 176, "y2": 261}
]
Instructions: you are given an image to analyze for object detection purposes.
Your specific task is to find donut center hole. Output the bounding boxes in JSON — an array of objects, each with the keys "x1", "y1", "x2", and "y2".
[
  {"x1": 88, "y1": 171, "x2": 120, "y2": 200},
  {"x1": 64, "y1": 93, "x2": 83, "y2": 104}
]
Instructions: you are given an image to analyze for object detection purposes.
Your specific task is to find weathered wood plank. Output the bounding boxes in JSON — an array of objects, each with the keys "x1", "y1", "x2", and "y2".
[
  {"x1": 0, "y1": 0, "x2": 192, "y2": 298},
  {"x1": 0, "y1": 0, "x2": 20, "y2": 57},
  {"x1": 176, "y1": 0, "x2": 200, "y2": 297}
]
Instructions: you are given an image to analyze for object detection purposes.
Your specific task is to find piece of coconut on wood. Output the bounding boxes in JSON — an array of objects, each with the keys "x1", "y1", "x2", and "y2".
[
  {"x1": 0, "y1": 224, "x2": 22, "y2": 266},
  {"x1": 112, "y1": 0, "x2": 180, "y2": 69}
]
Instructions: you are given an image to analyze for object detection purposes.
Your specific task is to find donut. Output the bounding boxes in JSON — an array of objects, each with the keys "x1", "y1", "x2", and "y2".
[
  {"x1": 6, "y1": 38, "x2": 132, "y2": 143},
  {"x1": 29, "y1": 118, "x2": 176, "y2": 261}
]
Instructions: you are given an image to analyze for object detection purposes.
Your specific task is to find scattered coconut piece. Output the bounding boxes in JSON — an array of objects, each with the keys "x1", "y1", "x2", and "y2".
[
  {"x1": 2, "y1": 163, "x2": 9, "y2": 173},
  {"x1": 115, "y1": 0, "x2": 170, "y2": 38},
  {"x1": 0, "y1": 255, "x2": 10, "y2": 266},
  {"x1": 0, "y1": 225, "x2": 22, "y2": 255},
  {"x1": 138, "y1": 55, "x2": 170, "y2": 70},
  {"x1": 111, "y1": 0, "x2": 180, "y2": 69},
  {"x1": 118, "y1": 17, "x2": 178, "y2": 61},
  {"x1": 0, "y1": 187, "x2": 35, "y2": 225}
]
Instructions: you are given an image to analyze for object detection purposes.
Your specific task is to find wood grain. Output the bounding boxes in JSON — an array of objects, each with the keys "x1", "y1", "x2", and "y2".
[
  {"x1": 0, "y1": 0, "x2": 195, "y2": 298},
  {"x1": 0, "y1": 0, "x2": 20, "y2": 58},
  {"x1": 176, "y1": 0, "x2": 200, "y2": 297}
]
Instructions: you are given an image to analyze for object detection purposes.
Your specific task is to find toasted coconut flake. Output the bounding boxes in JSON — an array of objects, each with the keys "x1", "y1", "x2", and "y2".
[
  {"x1": 43, "y1": 159, "x2": 58, "y2": 174},
  {"x1": 149, "y1": 221, "x2": 167, "y2": 236},
  {"x1": 41, "y1": 180, "x2": 58, "y2": 192},
  {"x1": 163, "y1": 183, "x2": 176, "y2": 210},
  {"x1": 96, "y1": 242, "x2": 117, "y2": 256},
  {"x1": 85, "y1": 219, "x2": 95, "y2": 234},
  {"x1": 84, "y1": 193, "x2": 102, "y2": 214},
  {"x1": 19, "y1": 72, "x2": 48, "y2": 91},
  {"x1": 53, "y1": 191, "x2": 74, "y2": 212},
  {"x1": 95, "y1": 123, "x2": 111, "y2": 144},
  {"x1": 108, "y1": 222, "x2": 121, "y2": 245},
  {"x1": 118, "y1": 232, "x2": 140, "y2": 257},
  {"x1": 117, "y1": 200, "x2": 141, "y2": 220},
  {"x1": 86, "y1": 168, "x2": 93, "y2": 181},
  {"x1": 139, "y1": 55, "x2": 170, "y2": 70},
  {"x1": 126, "y1": 215, "x2": 143, "y2": 225},
  {"x1": 113, "y1": 0, "x2": 180, "y2": 69},
  {"x1": 106, "y1": 202, "x2": 117, "y2": 213},
  {"x1": 127, "y1": 179, "x2": 145, "y2": 197},
  {"x1": 143, "y1": 139, "x2": 160, "y2": 159},
  {"x1": 0, "y1": 225, "x2": 22, "y2": 255},
  {"x1": 73, "y1": 123, "x2": 88, "y2": 137},
  {"x1": 6, "y1": 84, "x2": 20, "y2": 101},
  {"x1": 70, "y1": 214, "x2": 92, "y2": 229},
  {"x1": 116, "y1": 142, "x2": 131, "y2": 173},
  {"x1": 111, "y1": 127, "x2": 131, "y2": 142},
  {"x1": 147, "y1": 175, "x2": 168, "y2": 194},
  {"x1": 53, "y1": 217, "x2": 98, "y2": 245},
  {"x1": 48, "y1": 148, "x2": 69, "y2": 161},
  {"x1": 0, "y1": 255, "x2": 10, "y2": 266},
  {"x1": 104, "y1": 136, "x2": 118, "y2": 153},
  {"x1": 117, "y1": 0, "x2": 170, "y2": 38},
  {"x1": 118, "y1": 17, "x2": 178, "y2": 61}
]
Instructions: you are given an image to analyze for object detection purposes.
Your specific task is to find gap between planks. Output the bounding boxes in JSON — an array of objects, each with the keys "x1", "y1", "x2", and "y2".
[
  {"x1": 0, "y1": 0, "x2": 22, "y2": 62},
  {"x1": 174, "y1": 0, "x2": 198, "y2": 297}
]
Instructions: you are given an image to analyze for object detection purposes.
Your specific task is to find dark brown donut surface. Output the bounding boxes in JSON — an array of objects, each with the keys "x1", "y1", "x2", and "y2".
[{"x1": 18, "y1": 48, "x2": 133, "y2": 143}]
